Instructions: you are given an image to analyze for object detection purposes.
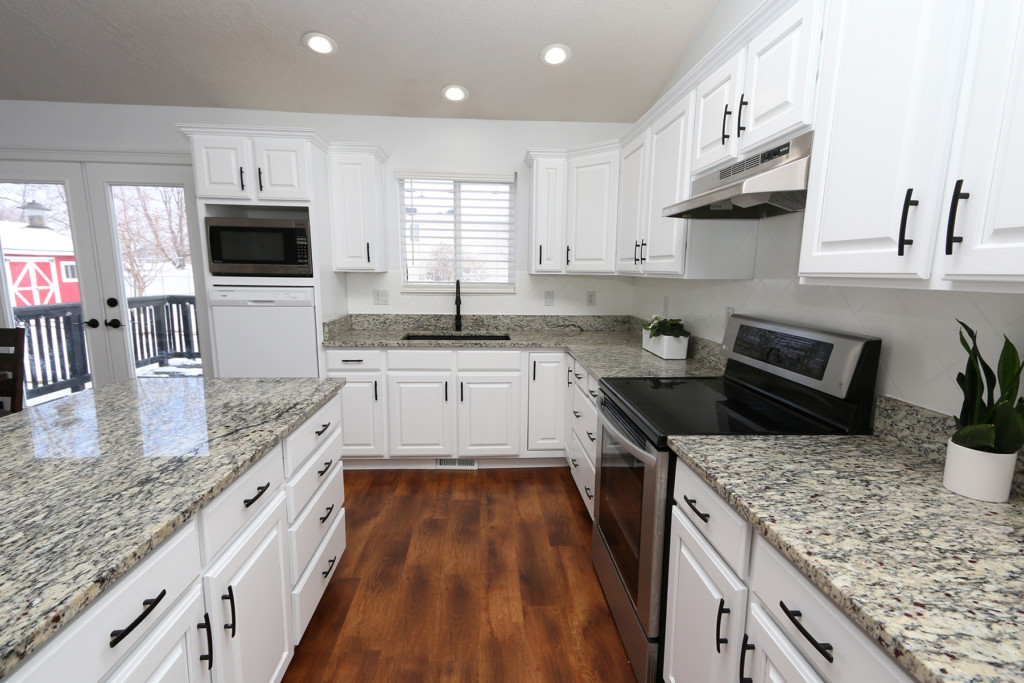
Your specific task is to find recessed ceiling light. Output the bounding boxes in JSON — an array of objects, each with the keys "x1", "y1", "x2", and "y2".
[
  {"x1": 442, "y1": 85, "x2": 469, "y2": 102},
  {"x1": 303, "y1": 32, "x2": 337, "y2": 55},
  {"x1": 541, "y1": 44, "x2": 572, "y2": 65}
]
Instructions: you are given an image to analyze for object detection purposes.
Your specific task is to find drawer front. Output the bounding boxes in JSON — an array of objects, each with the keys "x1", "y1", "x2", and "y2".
[
  {"x1": 325, "y1": 349, "x2": 382, "y2": 371},
  {"x1": 293, "y1": 508, "x2": 347, "y2": 644},
  {"x1": 387, "y1": 349, "x2": 453, "y2": 370},
  {"x1": 286, "y1": 428, "x2": 342, "y2": 522},
  {"x1": 585, "y1": 372, "x2": 601, "y2": 403},
  {"x1": 749, "y1": 536, "x2": 913, "y2": 683},
  {"x1": 572, "y1": 384, "x2": 598, "y2": 464},
  {"x1": 8, "y1": 523, "x2": 201, "y2": 683},
  {"x1": 200, "y1": 446, "x2": 284, "y2": 563},
  {"x1": 288, "y1": 463, "x2": 346, "y2": 583},
  {"x1": 457, "y1": 349, "x2": 521, "y2": 371},
  {"x1": 283, "y1": 394, "x2": 342, "y2": 475},
  {"x1": 567, "y1": 431, "x2": 596, "y2": 519},
  {"x1": 673, "y1": 460, "x2": 752, "y2": 578},
  {"x1": 571, "y1": 362, "x2": 590, "y2": 391}
]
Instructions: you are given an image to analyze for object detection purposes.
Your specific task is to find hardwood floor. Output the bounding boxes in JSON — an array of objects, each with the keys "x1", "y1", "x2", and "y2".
[{"x1": 283, "y1": 467, "x2": 636, "y2": 683}]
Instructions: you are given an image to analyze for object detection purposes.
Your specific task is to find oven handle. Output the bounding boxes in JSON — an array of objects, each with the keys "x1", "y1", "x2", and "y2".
[{"x1": 598, "y1": 410, "x2": 659, "y2": 468}]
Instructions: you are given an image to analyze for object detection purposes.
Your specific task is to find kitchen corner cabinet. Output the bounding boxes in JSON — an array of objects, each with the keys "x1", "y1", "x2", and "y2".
[
  {"x1": 526, "y1": 352, "x2": 567, "y2": 450},
  {"x1": 187, "y1": 133, "x2": 314, "y2": 202},
  {"x1": 330, "y1": 145, "x2": 388, "y2": 272}
]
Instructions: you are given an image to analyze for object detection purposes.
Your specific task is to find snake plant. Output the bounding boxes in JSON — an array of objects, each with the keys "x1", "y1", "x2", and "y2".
[{"x1": 953, "y1": 320, "x2": 1024, "y2": 454}]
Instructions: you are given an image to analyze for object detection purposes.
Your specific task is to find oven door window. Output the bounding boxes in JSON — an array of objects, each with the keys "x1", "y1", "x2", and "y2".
[{"x1": 597, "y1": 426, "x2": 646, "y2": 608}]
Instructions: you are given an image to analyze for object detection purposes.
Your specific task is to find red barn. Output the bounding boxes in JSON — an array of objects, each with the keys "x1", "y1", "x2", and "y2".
[{"x1": 0, "y1": 219, "x2": 81, "y2": 307}]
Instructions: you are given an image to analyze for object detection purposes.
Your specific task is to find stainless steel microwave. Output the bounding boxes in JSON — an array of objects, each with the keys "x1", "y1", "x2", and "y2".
[{"x1": 206, "y1": 217, "x2": 313, "y2": 277}]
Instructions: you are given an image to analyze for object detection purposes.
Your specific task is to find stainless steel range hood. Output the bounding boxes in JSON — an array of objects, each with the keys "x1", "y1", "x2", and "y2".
[{"x1": 663, "y1": 131, "x2": 813, "y2": 220}]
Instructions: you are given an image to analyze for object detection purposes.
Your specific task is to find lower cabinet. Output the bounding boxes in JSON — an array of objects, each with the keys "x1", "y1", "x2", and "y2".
[
  {"x1": 566, "y1": 430, "x2": 596, "y2": 518},
  {"x1": 457, "y1": 373, "x2": 521, "y2": 457},
  {"x1": 388, "y1": 371, "x2": 454, "y2": 456},
  {"x1": 526, "y1": 352, "x2": 567, "y2": 451},
  {"x1": 334, "y1": 373, "x2": 386, "y2": 457},
  {"x1": 741, "y1": 602, "x2": 824, "y2": 683}
]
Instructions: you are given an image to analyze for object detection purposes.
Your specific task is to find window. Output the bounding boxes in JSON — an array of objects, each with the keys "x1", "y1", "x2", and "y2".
[
  {"x1": 61, "y1": 261, "x2": 78, "y2": 282},
  {"x1": 398, "y1": 173, "x2": 515, "y2": 290}
]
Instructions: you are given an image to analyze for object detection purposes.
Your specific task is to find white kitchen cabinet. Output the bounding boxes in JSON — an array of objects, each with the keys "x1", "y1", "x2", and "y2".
[
  {"x1": 615, "y1": 131, "x2": 649, "y2": 274},
  {"x1": 188, "y1": 133, "x2": 314, "y2": 202},
  {"x1": 336, "y1": 373, "x2": 386, "y2": 457},
  {"x1": 664, "y1": 507, "x2": 747, "y2": 683},
  {"x1": 528, "y1": 153, "x2": 569, "y2": 273},
  {"x1": 526, "y1": 352, "x2": 567, "y2": 451},
  {"x1": 741, "y1": 601, "x2": 824, "y2": 683},
  {"x1": 329, "y1": 145, "x2": 388, "y2": 272},
  {"x1": 566, "y1": 430, "x2": 595, "y2": 518},
  {"x1": 566, "y1": 146, "x2": 620, "y2": 273},
  {"x1": 203, "y1": 492, "x2": 292, "y2": 683},
  {"x1": 387, "y1": 372, "x2": 454, "y2": 457},
  {"x1": 457, "y1": 373, "x2": 521, "y2": 457},
  {"x1": 643, "y1": 97, "x2": 693, "y2": 274},
  {"x1": 692, "y1": 53, "x2": 746, "y2": 174},
  {"x1": 191, "y1": 135, "x2": 252, "y2": 200}
]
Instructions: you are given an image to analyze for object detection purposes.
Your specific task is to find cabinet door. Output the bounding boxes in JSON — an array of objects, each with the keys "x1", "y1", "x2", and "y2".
[
  {"x1": 331, "y1": 153, "x2": 387, "y2": 271},
  {"x1": 387, "y1": 372, "x2": 454, "y2": 456},
  {"x1": 799, "y1": 0, "x2": 971, "y2": 280},
  {"x1": 192, "y1": 136, "x2": 253, "y2": 200},
  {"x1": 204, "y1": 493, "x2": 292, "y2": 683},
  {"x1": 252, "y1": 138, "x2": 311, "y2": 201},
  {"x1": 530, "y1": 155, "x2": 568, "y2": 273},
  {"x1": 742, "y1": 602, "x2": 824, "y2": 683},
  {"x1": 616, "y1": 133, "x2": 648, "y2": 274},
  {"x1": 645, "y1": 96, "x2": 693, "y2": 274},
  {"x1": 337, "y1": 373, "x2": 386, "y2": 457},
  {"x1": 566, "y1": 149, "x2": 619, "y2": 273},
  {"x1": 942, "y1": 3, "x2": 1024, "y2": 282},
  {"x1": 527, "y1": 352, "x2": 567, "y2": 450},
  {"x1": 457, "y1": 373, "x2": 521, "y2": 457},
  {"x1": 738, "y1": 0, "x2": 821, "y2": 152},
  {"x1": 692, "y1": 53, "x2": 744, "y2": 174},
  {"x1": 663, "y1": 507, "x2": 747, "y2": 683}
]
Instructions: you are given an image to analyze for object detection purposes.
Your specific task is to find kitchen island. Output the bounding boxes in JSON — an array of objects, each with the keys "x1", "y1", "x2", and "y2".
[{"x1": 0, "y1": 377, "x2": 344, "y2": 679}]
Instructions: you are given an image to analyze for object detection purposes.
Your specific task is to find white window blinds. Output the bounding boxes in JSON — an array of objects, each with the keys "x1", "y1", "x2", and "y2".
[{"x1": 398, "y1": 174, "x2": 516, "y2": 289}]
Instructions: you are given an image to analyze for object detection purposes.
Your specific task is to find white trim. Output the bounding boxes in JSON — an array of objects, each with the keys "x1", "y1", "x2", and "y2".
[
  {"x1": 394, "y1": 169, "x2": 516, "y2": 183},
  {"x1": 341, "y1": 456, "x2": 566, "y2": 470},
  {"x1": 328, "y1": 143, "x2": 388, "y2": 162},
  {"x1": 0, "y1": 148, "x2": 192, "y2": 165},
  {"x1": 176, "y1": 124, "x2": 330, "y2": 151},
  {"x1": 400, "y1": 282, "x2": 517, "y2": 294}
]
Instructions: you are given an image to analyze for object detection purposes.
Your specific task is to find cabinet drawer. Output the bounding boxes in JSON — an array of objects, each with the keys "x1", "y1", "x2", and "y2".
[
  {"x1": 387, "y1": 349, "x2": 453, "y2": 370},
  {"x1": 8, "y1": 523, "x2": 201, "y2": 683},
  {"x1": 286, "y1": 428, "x2": 342, "y2": 521},
  {"x1": 567, "y1": 431, "x2": 596, "y2": 519},
  {"x1": 283, "y1": 394, "x2": 342, "y2": 475},
  {"x1": 572, "y1": 384, "x2": 598, "y2": 464},
  {"x1": 200, "y1": 446, "x2": 284, "y2": 563},
  {"x1": 288, "y1": 463, "x2": 346, "y2": 583},
  {"x1": 571, "y1": 361, "x2": 591, "y2": 390},
  {"x1": 292, "y1": 508, "x2": 347, "y2": 644},
  {"x1": 585, "y1": 372, "x2": 601, "y2": 403},
  {"x1": 673, "y1": 460, "x2": 751, "y2": 578},
  {"x1": 457, "y1": 349, "x2": 521, "y2": 371},
  {"x1": 749, "y1": 536, "x2": 913, "y2": 683},
  {"x1": 325, "y1": 349, "x2": 382, "y2": 371}
]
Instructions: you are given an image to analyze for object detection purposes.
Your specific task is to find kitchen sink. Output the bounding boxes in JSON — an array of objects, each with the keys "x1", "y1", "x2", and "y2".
[{"x1": 402, "y1": 333, "x2": 511, "y2": 341}]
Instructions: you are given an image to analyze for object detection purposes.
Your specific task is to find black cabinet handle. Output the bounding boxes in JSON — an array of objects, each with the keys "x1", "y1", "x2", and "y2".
[
  {"x1": 460, "y1": 381, "x2": 464, "y2": 402},
  {"x1": 197, "y1": 612, "x2": 214, "y2": 670},
  {"x1": 566, "y1": 245, "x2": 571, "y2": 265},
  {"x1": 574, "y1": 372, "x2": 583, "y2": 380},
  {"x1": 243, "y1": 482, "x2": 270, "y2": 508},
  {"x1": 539, "y1": 244, "x2": 543, "y2": 265},
  {"x1": 221, "y1": 585, "x2": 237, "y2": 638},
  {"x1": 898, "y1": 187, "x2": 919, "y2": 256},
  {"x1": 533, "y1": 360, "x2": 537, "y2": 381},
  {"x1": 322, "y1": 555, "x2": 337, "y2": 578},
  {"x1": 340, "y1": 358, "x2": 364, "y2": 363},
  {"x1": 736, "y1": 94, "x2": 748, "y2": 138},
  {"x1": 109, "y1": 589, "x2": 167, "y2": 647},
  {"x1": 715, "y1": 598, "x2": 731, "y2": 654},
  {"x1": 320, "y1": 504, "x2": 335, "y2": 523},
  {"x1": 104, "y1": 318, "x2": 122, "y2": 329},
  {"x1": 721, "y1": 104, "x2": 732, "y2": 145},
  {"x1": 573, "y1": 410, "x2": 581, "y2": 418},
  {"x1": 444, "y1": 381, "x2": 448, "y2": 401},
  {"x1": 683, "y1": 495, "x2": 710, "y2": 523},
  {"x1": 571, "y1": 458, "x2": 579, "y2": 468},
  {"x1": 740, "y1": 633, "x2": 754, "y2": 683},
  {"x1": 584, "y1": 486, "x2": 594, "y2": 499},
  {"x1": 81, "y1": 318, "x2": 100, "y2": 328},
  {"x1": 945, "y1": 178, "x2": 969, "y2": 255},
  {"x1": 586, "y1": 431, "x2": 596, "y2": 442},
  {"x1": 315, "y1": 422, "x2": 331, "y2": 437},
  {"x1": 588, "y1": 389, "x2": 599, "y2": 398},
  {"x1": 258, "y1": 167, "x2": 264, "y2": 192},
  {"x1": 639, "y1": 240, "x2": 647, "y2": 264},
  {"x1": 318, "y1": 459, "x2": 333, "y2": 477},
  {"x1": 780, "y1": 601, "x2": 834, "y2": 663},
  {"x1": 633, "y1": 241, "x2": 640, "y2": 265},
  {"x1": 374, "y1": 379, "x2": 378, "y2": 401},
  {"x1": 239, "y1": 167, "x2": 245, "y2": 191},
  {"x1": 567, "y1": 367, "x2": 573, "y2": 386},
  {"x1": 366, "y1": 242, "x2": 371, "y2": 263}
]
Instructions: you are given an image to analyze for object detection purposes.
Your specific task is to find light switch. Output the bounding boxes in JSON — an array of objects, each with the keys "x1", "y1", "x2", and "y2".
[
  {"x1": 586, "y1": 291, "x2": 596, "y2": 307},
  {"x1": 544, "y1": 291, "x2": 554, "y2": 306}
]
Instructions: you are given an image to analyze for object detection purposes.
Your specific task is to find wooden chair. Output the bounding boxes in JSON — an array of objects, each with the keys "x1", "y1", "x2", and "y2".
[{"x1": 0, "y1": 327, "x2": 26, "y2": 416}]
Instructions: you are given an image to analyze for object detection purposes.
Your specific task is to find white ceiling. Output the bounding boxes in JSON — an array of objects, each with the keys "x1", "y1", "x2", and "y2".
[{"x1": 0, "y1": 0, "x2": 717, "y2": 123}]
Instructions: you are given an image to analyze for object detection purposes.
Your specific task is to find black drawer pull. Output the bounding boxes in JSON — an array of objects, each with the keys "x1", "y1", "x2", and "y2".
[
  {"x1": 586, "y1": 431, "x2": 596, "y2": 442},
  {"x1": 109, "y1": 588, "x2": 167, "y2": 647},
  {"x1": 780, "y1": 601, "x2": 834, "y2": 663},
  {"x1": 320, "y1": 504, "x2": 335, "y2": 523},
  {"x1": 740, "y1": 633, "x2": 754, "y2": 683},
  {"x1": 322, "y1": 555, "x2": 337, "y2": 578},
  {"x1": 340, "y1": 358, "x2": 364, "y2": 363},
  {"x1": 588, "y1": 389, "x2": 598, "y2": 398},
  {"x1": 573, "y1": 410, "x2": 581, "y2": 418},
  {"x1": 584, "y1": 486, "x2": 594, "y2": 499},
  {"x1": 683, "y1": 495, "x2": 710, "y2": 523},
  {"x1": 318, "y1": 460, "x2": 333, "y2": 477},
  {"x1": 571, "y1": 458, "x2": 579, "y2": 468},
  {"x1": 715, "y1": 598, "x2": 730, "y2": 653},
  {"x1": 315, "y1": 422, "x2": 331, "y2": 437},
  {"x1": 574, "y1": 372, "x2": 583, "y2": 380},
  {"x1": 898, "y1": 188, "x2": 919, "y2": 255},
  {"x1": 945, "y1": 178, "x2": 969, "y2": 255},
  {"x1": 243, "y1": 482, "x2": 270, "y2": 508},
  {"x1": 197, "y1": 612, "x2": 214, "y2": 670},
  {"x1": 222, "y1": 585, "x2": 237, "y2": 638}
]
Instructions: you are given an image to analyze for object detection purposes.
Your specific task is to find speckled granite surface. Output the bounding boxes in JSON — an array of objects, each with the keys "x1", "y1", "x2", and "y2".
[
  {"x1": 668, "y1": 434, "x2": 1024, "y2": 683},
  {"x1": 0, "y1": 377, "x2": 344, "y2": 679}
]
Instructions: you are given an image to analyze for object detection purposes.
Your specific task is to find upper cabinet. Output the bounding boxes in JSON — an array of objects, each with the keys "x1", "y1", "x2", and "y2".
[
  {"x1": 329, "y1": 145, "x2": 388, "y2": 272},
  {"x1": 691, "y1": 0, "x2": 822, "y2": 175},
  {"x1": 528, "y1": 152, "x2": 569, "y2": 273}
]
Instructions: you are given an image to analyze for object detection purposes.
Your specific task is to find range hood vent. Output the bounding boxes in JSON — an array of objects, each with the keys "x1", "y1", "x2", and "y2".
[{"x1": 663, "y1": 131, "x2": 813, "y2": 220}]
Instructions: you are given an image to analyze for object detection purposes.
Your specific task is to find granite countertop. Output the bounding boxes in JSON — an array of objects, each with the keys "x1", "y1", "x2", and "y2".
[
  {"x1": 0, "y1": 377, "x2": 344, "y2": 679},
  {"x1": 669, "y1": 434, "x2": 1024, "y2": 683}
]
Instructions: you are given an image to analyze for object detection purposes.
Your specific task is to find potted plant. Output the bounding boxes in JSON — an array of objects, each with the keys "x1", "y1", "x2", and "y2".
[
  {"x1": 642, "y1": 316, "x2": 690, "y2": 360},
  {"x1": 943, "y1": 320, "x2": 1024, "y2": 502}
]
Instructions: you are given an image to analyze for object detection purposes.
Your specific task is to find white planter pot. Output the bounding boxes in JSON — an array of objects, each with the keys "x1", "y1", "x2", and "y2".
[
  {"x1": 642, "y1": 331, "x2": 689, "y2": 360},
  {"x1": 942, "y1": 438, "x2": 1018, "y2": 503}
]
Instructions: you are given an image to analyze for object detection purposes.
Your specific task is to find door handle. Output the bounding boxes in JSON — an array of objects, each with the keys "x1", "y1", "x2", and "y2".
[
  {"x1": 721, "y1": 104, "x2": 732, "y2": 145},
  {"x1": 736, "y1": 94, "x2": 748, "y2": 138},
  {"x1": 80, "y1": 319, "x2": 100, "y2": 328},
  {"x1": 944, "y1": 179, "x2": 969, "y2": 255},
  {"x1": 897, "y1": 188, "x2": 919, "y2": 256},
  {"x1": 104, "y1": 318, "x2": 122, "y2": 329}
]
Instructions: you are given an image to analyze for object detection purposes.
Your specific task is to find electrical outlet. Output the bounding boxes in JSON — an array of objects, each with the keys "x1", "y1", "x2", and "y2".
[
  {"x1": 586, "y1": 291, "x2": 597, "y2": 307},
  {"x1": 373, "y1": 289, "x2": 390, "y2": 305},
  {"x1": 544, "y1": 291, "x2": 554, "y2": 306}
]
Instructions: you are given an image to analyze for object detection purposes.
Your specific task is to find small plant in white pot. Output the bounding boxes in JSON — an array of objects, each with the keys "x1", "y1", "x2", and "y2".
[
  {"x1": 642, "y1": 316, "x2": 690, "y2": 360},
  {"x1": 943, "y1": 320, "x2": 1024, "y2": 502}
]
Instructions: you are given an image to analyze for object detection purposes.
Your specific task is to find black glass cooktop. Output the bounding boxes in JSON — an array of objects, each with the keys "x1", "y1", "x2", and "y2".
[{"x1": 600, "y1": 376, "x2": 839, "y2": 448}]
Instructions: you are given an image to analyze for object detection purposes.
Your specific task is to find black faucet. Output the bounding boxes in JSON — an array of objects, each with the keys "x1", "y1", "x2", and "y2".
[{"x1": 454, "y1": 279, "x2": 462, "y2": 331}]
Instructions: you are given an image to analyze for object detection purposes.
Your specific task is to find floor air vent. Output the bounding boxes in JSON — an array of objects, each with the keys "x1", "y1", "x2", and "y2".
[{"x1": 437, "y1": 458, "x2": 478, "y2": 470}]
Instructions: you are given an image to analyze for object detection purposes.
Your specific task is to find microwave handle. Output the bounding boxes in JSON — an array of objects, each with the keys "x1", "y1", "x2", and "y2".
[{"x1": 598, "y1": 410, "x2": 659, "y2": 468}]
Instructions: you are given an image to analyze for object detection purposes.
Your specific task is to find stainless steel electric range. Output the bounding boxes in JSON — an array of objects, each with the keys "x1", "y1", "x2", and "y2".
[{"x1": 591, "y1": 315, "x2": 882, "y2": 683}]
